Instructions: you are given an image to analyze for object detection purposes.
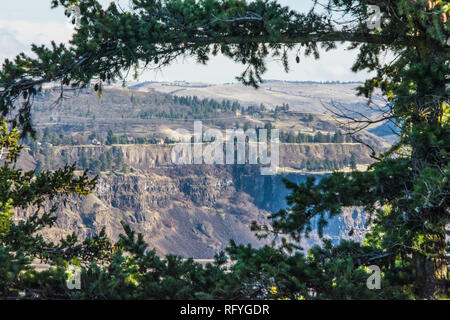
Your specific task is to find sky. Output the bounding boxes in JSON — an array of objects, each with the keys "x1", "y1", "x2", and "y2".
[{"x1": 0, "y1": 0, "x2": 372, "y2": 83}]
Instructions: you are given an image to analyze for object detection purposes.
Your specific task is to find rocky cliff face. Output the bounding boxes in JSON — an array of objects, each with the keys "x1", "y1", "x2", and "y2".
[
  {"x1": 16, "y1": 84, "x2": 377, "y2": 257},
  {"x1": 34, "y1": 142, "x2": 374, "y2": 170},
  {"x1": 16, "y1": 143, "x2": 368, "y2": 258}
]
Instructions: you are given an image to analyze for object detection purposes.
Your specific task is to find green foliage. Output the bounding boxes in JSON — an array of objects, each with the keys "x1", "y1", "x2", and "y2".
[
  {"x1": 0, "y1": 123, "x2": 386, "y2": 300},
  {"x1": 0, "y1": 0, "x2": 449, "y2": 299},
  {"x1": 0, "y1": 121, "x2": 102, "y2": 298},
  {"x1": 138, "y1": 95, "x2": 244, "y2": 120},
  {"x1": 279, "y1": 130, "x2": 355, "y2": 144}
]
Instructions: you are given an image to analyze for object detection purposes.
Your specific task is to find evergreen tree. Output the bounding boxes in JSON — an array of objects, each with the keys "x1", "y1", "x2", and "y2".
[
  {"x1": 106, "y1": 130, "x2": 117, "y2": 145},
  {"x1": 0, "y1": 0, "x2": 448, "y2": 299},
  {"x1": 349, "y1": 153, "x2": 357, "y2": 170}
]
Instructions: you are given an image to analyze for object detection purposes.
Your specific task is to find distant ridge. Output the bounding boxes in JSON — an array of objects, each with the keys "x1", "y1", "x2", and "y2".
[{"x1": 126, "y1": 80, "x2": 383, "y2": 115}]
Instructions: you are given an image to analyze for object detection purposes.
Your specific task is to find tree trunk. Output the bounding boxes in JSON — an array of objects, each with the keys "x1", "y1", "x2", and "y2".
[
  {"x1": 417, "y1": 228, "x2": 448, "y2": 299},
  {"x1": 410, "y1": 47, "x2": 448, "y2": 299}
]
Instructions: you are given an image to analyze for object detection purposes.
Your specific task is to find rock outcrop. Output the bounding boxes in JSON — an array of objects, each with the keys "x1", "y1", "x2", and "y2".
[{"x1": 15, "y1": 143, "x2": 367, "y2": 258}]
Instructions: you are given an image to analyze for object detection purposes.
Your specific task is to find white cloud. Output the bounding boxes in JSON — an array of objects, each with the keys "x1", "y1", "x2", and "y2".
[
  {"x1": 0, "y1": 4, "x2": 374, "y2": 83},
  {"x1": 0, "y1": 20, "x2": 72, "y2": 61},
  {"x1": 136, "y1": 45, "x2": 372, "y2": 84},
  {"x1": 0, "y1": 29, "x2": 27, "y2": 59}
]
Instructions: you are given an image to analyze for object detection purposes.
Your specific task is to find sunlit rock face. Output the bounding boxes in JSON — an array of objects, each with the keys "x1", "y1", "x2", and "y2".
[
  {"x1": 14, "y1": 84, "x2": 379, "y2": 258},
  {"x1": 15, "y1": 145, "x2": 367, "y2": 258}
]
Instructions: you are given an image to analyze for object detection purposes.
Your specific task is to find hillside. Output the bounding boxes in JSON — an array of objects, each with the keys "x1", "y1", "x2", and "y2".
[
  {"x1": 16, "y1": 144, "x2": 367, "y2": 258},
  {"x1": 127, "y1": 80, "x2": 386, "y2": 115},
  {"x1": 14, "y1": 82, "x2": 388, "y2": 257}
]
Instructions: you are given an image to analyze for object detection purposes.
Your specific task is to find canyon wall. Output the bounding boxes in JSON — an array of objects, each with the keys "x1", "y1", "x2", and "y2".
[{"x1": 16, "y1": 143, "x2": 368, "y2": 258}]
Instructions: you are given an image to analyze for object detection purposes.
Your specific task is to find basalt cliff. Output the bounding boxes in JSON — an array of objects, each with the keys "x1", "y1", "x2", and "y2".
[
  {"x1": 14, "y1": 82, "x2": 385, "y2": 258},
  {"x1": 16, "y1": 143, "x2": 368, "y2": 258}
]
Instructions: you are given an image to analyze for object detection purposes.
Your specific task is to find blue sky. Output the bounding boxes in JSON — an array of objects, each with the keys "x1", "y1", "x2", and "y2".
[
  {"x1": 0, "y1": 0, "x2": 313, "y2": 22},
  {"x1": 0, "y1": 0, "x2": 371, "y2": 83}
]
